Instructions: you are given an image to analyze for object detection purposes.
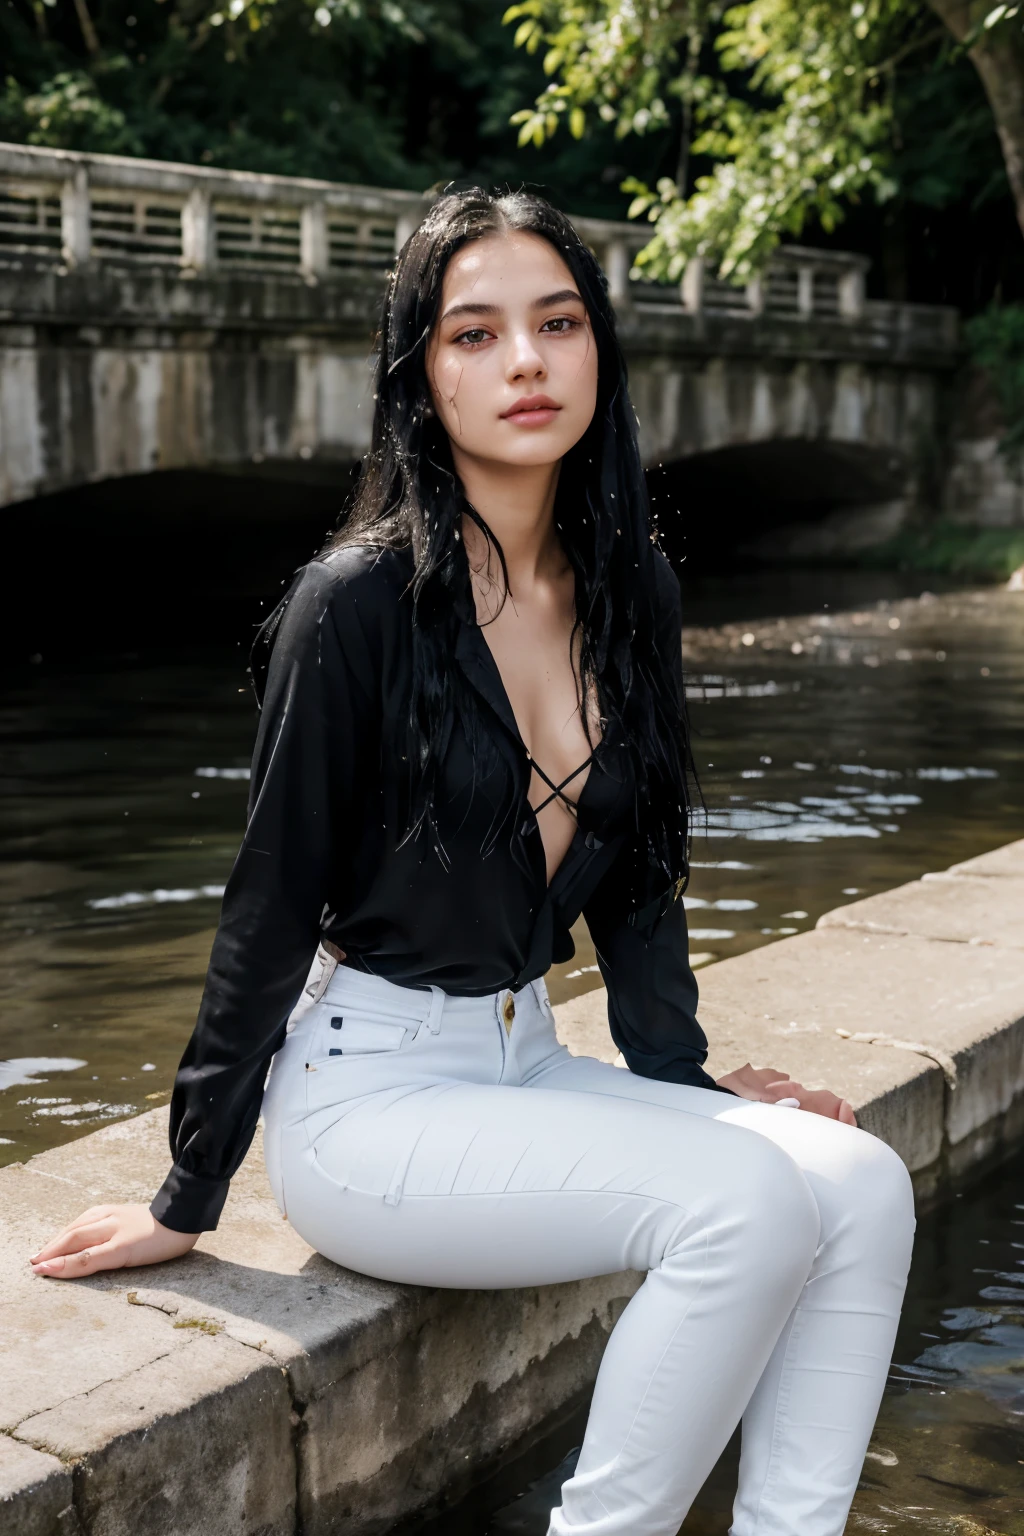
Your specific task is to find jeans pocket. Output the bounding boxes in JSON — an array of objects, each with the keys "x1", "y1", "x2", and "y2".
[
  {"x1": 313, "y1": 1004, "x2": 416, "y2": 1060},
  {"x1": 330, "y1": 1017, "x2": 409, "y2": 1055}
]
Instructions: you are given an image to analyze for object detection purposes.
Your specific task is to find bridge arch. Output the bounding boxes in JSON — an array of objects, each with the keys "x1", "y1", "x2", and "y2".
[
  {"x1": 1, "y1": 145, "x2": 958, "y2": 518},
  {"x1": 3, "y1": 462, "x2": 359, "y2": 655},
  {"x1": 647, "y1": 436, "x2": 917, "y2": 570}
]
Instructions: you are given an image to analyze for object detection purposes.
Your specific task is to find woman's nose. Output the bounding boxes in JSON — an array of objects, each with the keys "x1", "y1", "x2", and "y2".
[{"x1": 505, "y1": 330, "x2": 546, "y2": 381}]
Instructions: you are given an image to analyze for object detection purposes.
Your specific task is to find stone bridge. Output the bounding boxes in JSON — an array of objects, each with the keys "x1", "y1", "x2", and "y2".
[{"x1": 0, "y1": 142, "x2": 962, "y2": 552}]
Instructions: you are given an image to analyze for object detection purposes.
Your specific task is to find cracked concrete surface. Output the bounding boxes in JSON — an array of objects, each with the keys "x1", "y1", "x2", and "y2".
[
  {"x1": 1, "y1": 1102, "x2": 638, "y2": 1534},
  {"x1": 3, "y1": 839, "x2": 1023, "y2": 1533}
]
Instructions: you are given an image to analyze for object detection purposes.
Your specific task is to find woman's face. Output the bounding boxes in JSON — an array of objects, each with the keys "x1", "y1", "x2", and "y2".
[{"x1": 425, "y1": 229, "x2": 598, "y2": 471}]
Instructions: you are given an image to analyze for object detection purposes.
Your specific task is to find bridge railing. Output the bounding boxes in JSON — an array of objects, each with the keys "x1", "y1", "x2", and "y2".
[{"x1": 0, "y1": 142, "x2": 958, "y2": 349}]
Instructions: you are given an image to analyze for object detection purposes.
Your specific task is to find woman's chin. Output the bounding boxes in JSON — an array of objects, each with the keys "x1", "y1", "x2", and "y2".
[{"x1": 474, "y1": 428, "x2": 588, "y2": 472}]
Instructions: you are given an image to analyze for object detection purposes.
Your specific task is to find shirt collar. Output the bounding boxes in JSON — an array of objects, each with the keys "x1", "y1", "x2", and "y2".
[{"x1": 453, "y1": 613, "x2": 523, "y2": 745}]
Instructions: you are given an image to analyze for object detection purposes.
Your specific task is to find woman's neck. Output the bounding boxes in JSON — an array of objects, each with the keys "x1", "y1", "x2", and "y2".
[{"x1": 454, "y1": 453, "x2": 565, "y2": 592}]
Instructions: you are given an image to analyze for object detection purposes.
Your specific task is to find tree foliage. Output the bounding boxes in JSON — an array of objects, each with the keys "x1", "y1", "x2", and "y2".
[
  {"x1": 966, "y1": 301, "x2": 1024, "y2": 455},
  {"x1": 504, "y1": 0, "x2": 1024, "y2": 280},
  {"x1": 0, "y1": 0, "x2": 543, "y2": 185},
  {"x1": 1, "y1": 0, "x2": 694, "y2": 213}
]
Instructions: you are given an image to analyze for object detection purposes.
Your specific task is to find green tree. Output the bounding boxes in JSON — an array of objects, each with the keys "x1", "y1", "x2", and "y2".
[
  {"x1": 1, "y1": 0, "x2": 576, "y2": 186},
  {"x1": 504, "y1": 0, "x2": 1024, "y2": 280},
  {"x1": 0, "y1": 0, "x2": 675, "y2": 208}
]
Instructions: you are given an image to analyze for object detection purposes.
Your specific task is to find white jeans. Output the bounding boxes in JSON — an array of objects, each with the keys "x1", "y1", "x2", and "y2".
[{"x1": 261, "y1": 952, "x2": 916, "y2": 1536}]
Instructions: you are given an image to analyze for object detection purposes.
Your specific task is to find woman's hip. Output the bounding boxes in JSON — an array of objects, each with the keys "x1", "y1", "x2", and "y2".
[{"x1": 262, "y1": 951, "x2": 568, "y2": 1133}]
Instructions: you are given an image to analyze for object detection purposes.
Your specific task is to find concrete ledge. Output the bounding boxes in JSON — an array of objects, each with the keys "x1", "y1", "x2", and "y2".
[
  {"x1": 0, "y1": 1436, "x2": 75, "y2": 1536},
  {"x1": 2, "y1": 840, "x2": 1023, "y2": 1533},
  {"x1": 1, "y1": 1112, "x2": 640, "y2": 1536}
]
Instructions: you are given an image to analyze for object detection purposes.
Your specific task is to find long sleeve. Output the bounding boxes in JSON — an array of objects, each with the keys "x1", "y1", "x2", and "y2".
[
  {"x1": 583, "y1": 863, "x2": 735, "y2": 1092},
  {"x1": 582, "y1": 552, "x2": 739, "y2": 1096},
  {"x1": 150, "y1": 557, "x2": 378, "y2": 1232}
]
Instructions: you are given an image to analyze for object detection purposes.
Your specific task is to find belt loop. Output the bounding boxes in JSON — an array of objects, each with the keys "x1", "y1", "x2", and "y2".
[
  {"x1": 425, "y1": 984, "x2": 444, "y2": 1035},
  {"x1": 307, "y1": 946, "x2": 338, "y2": 1004}
]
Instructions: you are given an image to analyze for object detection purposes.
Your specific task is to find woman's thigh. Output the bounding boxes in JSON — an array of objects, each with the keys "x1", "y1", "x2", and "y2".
[
  {"x1": 280, "y1": 1073, "x2": 819, "y2": 1289},
  {"x1": 526, "y1": 1053, "x2": 916, "y2": 1254}
]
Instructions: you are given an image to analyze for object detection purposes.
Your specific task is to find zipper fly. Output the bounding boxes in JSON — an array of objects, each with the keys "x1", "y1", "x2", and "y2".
[{"x1": 495, "y1": 991, "x2": 512, "y2": 1080}]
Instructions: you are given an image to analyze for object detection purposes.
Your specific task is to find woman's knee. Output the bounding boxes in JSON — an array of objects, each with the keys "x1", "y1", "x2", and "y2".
[
  {"x1": 663, "y1": 1126, "x2": 821, "y2": 1280},
  {"x1": 840, "y1": 1131, "x2": 917, "y2": 1249},
  {"x1": 741, "y1": 1132, "x2": 821, "y2": 1258}
]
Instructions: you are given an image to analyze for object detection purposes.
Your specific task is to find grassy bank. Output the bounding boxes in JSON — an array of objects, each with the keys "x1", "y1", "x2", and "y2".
[{"x1": 857, "y1": 520, "x2": 1024, "y2": 581}]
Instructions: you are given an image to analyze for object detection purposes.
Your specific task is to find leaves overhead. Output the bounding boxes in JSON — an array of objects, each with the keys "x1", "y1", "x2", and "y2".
[
  {"x1": 0, "y1": 0, "x2": 520, "y2": 183},
  {"x1": 504, "y1": 0, "x2": 1022, "y2": 280}
]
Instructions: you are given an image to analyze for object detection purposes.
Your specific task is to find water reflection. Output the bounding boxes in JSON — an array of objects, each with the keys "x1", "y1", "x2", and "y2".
[{"x1": 0, "y1": 655, "x2": 256, "y2": 1160}]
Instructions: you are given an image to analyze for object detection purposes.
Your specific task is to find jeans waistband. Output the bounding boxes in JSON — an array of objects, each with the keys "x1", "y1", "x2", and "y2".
[{"x1": 306, "y1": 955, "x2": 545, "y2": 1034}]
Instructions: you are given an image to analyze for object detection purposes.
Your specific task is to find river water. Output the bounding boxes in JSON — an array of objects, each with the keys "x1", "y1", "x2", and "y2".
[{"x1": 1, "y1": 568, "x2": 1022, "y2": 1531}]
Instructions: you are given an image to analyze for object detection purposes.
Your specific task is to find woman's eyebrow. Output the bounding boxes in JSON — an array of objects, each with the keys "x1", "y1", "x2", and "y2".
[
  {"x1": 439, "y1": 289, "x2": 585, "y2": 324},
  {"x1": 533, "y1": 288, "x2": 584, "y2": 309},
  {"x1": 440, "y1": 300, "x2": 502, "y2": 323}
]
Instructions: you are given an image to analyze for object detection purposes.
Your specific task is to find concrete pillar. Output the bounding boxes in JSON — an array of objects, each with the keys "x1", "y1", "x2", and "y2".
[
  {"x1": 300, "y1": 201, "x2": 329, "y2": 281},
  {"x1": 797, "y1": 264, "x2": 814, "y2": 318},
  {"x1": 604, "y1": 238, "x2": 632, "y2": 310},
  {"x1": 745, "y1": 274, "x2": 764, "y2": 316},
  {"x1": 680, "y1": 256, "x2": 704, "y2": 314},
  {"x1": 181, "y1": 188, "x2": 215, "y2": 273},
  {"x1": 394, "y1": 212, "x2": 419, "y2": 254},
  {"x1": 60, "y1": 167, "x2": 91, "y2": 268},
  {"x1": 838, "y1": 266, "x2": 865, "y2": 319}
]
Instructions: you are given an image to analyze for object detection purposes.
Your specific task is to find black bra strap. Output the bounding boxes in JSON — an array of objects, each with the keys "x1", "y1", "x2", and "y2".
[{"x1": 528, "y1": 751, "x2": 595, "y2": 817}]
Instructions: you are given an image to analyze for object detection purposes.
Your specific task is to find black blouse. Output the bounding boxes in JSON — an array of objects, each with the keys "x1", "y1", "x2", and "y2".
[{"x1": 150, "y1": 542, "x2": 737, "y2": 1234}]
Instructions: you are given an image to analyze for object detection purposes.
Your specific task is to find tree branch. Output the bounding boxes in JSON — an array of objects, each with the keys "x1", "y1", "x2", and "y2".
[{"x1": 71, "y1": 0, "x2": 101, "y2": 55}]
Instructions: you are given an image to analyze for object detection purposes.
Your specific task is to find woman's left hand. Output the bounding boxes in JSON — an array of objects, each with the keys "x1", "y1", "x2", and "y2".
[{"x1": 717, "y1": 1062, "x2": 857, "y2": 1126}]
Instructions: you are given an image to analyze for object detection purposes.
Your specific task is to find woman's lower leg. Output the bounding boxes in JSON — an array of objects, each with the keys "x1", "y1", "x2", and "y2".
[
  {"x1": 729, "y1": 1137, "x2": 916, "y2": 1536},
  {"x1": 526, "y1": 1056, "x2": 917, "y2": 1535},
  {"x1": 547, "y1": 1143, "x2": 822, "y2": 1535}
]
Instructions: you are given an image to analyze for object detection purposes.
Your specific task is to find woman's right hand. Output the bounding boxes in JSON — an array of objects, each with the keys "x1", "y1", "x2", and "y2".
[
  {"x1": 717, "y1": 1062, "x2": 857, "y2": 1125},
  {"x1": 29, "y1": 1205, "x2": 200, "y2": 1280}
]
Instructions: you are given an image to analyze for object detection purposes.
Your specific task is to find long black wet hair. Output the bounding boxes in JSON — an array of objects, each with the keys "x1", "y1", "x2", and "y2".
[{"x1": 330, "y1": 186, "x2": 694, "y2": 904}]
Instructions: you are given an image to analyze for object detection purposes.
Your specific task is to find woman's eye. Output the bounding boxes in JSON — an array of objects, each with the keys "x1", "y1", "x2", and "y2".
[
  {"x1": 542, "y1": 316, "x2": 581, "y2": 334},
  {"x1": 455, "y1": 328, "x2": 490, "y2": 347}
]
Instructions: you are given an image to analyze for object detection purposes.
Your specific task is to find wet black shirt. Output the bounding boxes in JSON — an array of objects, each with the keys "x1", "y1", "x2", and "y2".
[{"x1": 151, "y1": 543, "x2": 737, "y2": 1234}]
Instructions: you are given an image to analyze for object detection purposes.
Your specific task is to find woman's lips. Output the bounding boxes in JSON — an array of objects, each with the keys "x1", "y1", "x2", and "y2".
[
  {"x1": 501, "y1": 397, "x2": 562, "y2": 426},
  {"x1": 503, "y1": 406, "x2": 561, "y2": 426}
]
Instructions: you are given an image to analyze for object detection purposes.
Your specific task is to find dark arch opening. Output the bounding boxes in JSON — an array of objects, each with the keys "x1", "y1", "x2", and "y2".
[
  {"x1": 2, "y1": 463, "x2": 359, "y2": 658},
  {"x1": 647, "y1": 438, "x2": 908, "y2": 573},
  {"x1": 4, "y1": 438, "x2": 923, "y2": 659}
]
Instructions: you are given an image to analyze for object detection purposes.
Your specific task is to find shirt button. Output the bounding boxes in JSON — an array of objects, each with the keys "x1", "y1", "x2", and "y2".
[{"x1": 502, "y1": 994, "x2": 516, "y2": 1032}]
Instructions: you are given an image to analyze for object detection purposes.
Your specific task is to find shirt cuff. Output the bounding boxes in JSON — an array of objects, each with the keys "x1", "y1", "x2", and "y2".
[{"x1": 150, "y1": 1164, "x2": 230, "y2": 1234}]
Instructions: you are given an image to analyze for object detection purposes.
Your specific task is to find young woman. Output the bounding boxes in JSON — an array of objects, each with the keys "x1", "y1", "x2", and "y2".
[{"x1": 30, "y1": 189, "x2": 916, "y2": 1536}]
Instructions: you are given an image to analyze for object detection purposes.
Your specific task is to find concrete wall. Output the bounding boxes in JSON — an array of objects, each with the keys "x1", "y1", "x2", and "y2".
[
  {"x1": 0, "y1": 267, "x2": 381, "y2": 506},
  {"x1": 2, "y1": 837, "x2": 1023, "y2": 1535},
  {"x1": 1, "y1": 262, "x2": 954, "y2": 512},
  {"x1": 628, "y1": 355, "x2": 941, "y2": 468}
]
